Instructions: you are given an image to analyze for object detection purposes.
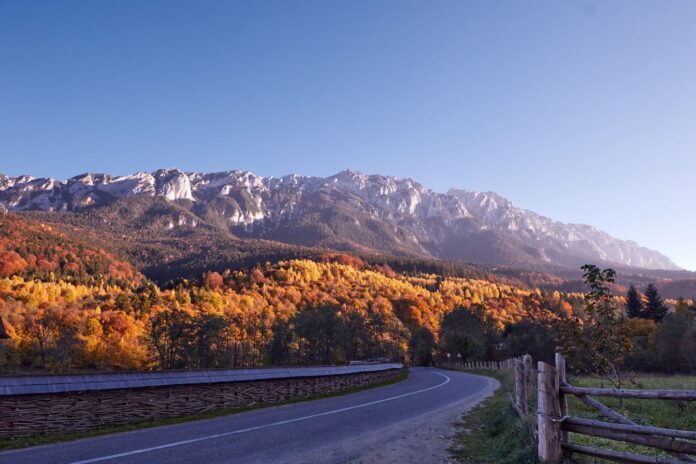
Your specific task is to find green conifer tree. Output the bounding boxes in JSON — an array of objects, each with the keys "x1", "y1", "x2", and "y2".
[
  {"x1": 643, "y1": 283, "x2": 668, "y2": 322},
  {"x1": 625, "y1": 285, "x2": 643, "y2": 318}
]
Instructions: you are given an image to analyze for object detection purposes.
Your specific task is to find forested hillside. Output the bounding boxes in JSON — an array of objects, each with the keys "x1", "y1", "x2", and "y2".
[
  {"x1": 23, "y1": 206, "x2": 546, "y2": 287},
  {"x1": 0, "y1": 213, "x2": 692, "y2": 375},
  {"x1": 0, "y1": 248, "x2": 580, "y2": 372},
  {"x1": 0, "y1": 214, "x2": 141, "y2": 285}
]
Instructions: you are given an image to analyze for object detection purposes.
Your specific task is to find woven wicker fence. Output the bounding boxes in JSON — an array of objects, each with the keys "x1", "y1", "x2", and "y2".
[{"x1": 0, "y1": 364, "x2": 402, "y2": 437}]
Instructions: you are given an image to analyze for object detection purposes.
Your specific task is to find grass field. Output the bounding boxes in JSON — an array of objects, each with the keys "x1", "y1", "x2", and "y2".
[
  {"x1": 450, "y1": 370, "x2": 538, "y2": 464},
  {"x1": 565, "y1": 374, "x2": 696, "y2": 463}
]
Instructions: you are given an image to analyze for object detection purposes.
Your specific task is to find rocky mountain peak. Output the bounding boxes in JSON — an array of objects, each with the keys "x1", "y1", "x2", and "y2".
[
  {"x1": 0, "y1": 168, "x2": 680, "y2": 271},
  {"x1": 153, "y1": 168, "x2": 194, "y2": 201}
]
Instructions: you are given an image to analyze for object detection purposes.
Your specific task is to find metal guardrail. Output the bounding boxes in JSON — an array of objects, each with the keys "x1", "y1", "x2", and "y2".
[{"x1": 0, "y1": 363, "x2": 403, "y2": 396}]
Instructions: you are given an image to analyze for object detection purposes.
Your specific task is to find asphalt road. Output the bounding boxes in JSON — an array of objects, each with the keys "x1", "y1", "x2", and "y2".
[{"x1": 0, "y1": 368, "x2": 498, "y2": 464}]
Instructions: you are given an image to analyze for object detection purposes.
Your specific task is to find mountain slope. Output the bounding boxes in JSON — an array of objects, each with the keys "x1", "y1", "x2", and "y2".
[
  {"x1": 0, "y1": 168, "x2": 680, "y2": 271},
  {"x1": 448, "y1": 189, "x2": 676, "y2": 270},
  {"x1": 22, "y1": 196, "x2": 330, "y2": 283},
  {"x1": 0, "y1": 213, "x2": 142, "y2": 284}
]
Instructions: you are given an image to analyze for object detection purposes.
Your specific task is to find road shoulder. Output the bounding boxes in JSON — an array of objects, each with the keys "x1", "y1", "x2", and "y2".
[
  {"x1": 284, "y1": 370, "x2": 500, "y2": 464},
  {"x1": 347, "y1": 372, "x2": 499, "y2": 464}
]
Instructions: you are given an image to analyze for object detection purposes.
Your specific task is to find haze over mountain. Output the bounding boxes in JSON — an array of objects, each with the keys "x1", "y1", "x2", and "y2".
[{"x1": 0, "y1": 168, "x2": 680, "y2": 272}]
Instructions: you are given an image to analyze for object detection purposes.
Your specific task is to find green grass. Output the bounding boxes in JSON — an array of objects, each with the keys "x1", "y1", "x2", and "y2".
[
  {"x1": 450, "y1": 370, "x2": 538, "y2": 464},
  {"x1": 0, "y1": 369, "x2": 409, "y2": 451},
  {"x1": 565, "y1": 374, "x2": 696, "y2": 463}
]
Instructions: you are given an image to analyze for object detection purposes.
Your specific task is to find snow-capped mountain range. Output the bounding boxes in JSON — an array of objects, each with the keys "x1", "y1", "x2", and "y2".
[{"x1": 0, "y1": 168, "x2": 679, "y2": 271}]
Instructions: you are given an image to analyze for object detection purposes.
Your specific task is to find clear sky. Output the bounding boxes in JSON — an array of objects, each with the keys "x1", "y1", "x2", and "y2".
[{"x1": 1, "y1": 1, "x2": 695, "y2": 269}]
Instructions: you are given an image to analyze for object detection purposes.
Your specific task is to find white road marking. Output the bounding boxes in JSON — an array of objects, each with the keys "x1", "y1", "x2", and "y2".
[{"x1": 67, "y1": 371, "x2": 451, "y2": 464}]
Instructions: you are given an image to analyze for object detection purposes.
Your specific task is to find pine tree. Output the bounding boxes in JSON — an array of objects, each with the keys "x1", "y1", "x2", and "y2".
[
  {"x1": 625, "y1": 285, "x2": 643, "y2": 318},
  {"x1": 643, "y1": 283, "x2": 668, "y2": 322}
]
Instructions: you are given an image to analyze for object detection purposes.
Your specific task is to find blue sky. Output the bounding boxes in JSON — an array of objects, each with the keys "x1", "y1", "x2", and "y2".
[{"x1": 1, "y1": 1, "x2": 695, "y2": 269}]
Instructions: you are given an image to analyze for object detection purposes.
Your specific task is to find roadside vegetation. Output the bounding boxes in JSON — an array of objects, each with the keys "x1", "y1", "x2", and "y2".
[
  {"x1": 450, "y1": 370, "x2": 538, "y2": 464},
  {"x1": 451, "y1": 265, "x2": 695, "y2": 464},
  {"x1": 0, "y1": 368, "x2": 408, "y2": 451},
  {"x1": 450, "y1": 370, "x2": 696, "y2": 464}
]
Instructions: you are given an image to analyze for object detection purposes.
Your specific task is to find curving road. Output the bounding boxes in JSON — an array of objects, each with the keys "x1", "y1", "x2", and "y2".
[{"x1": 0, "y1": 368, "x2": 498, "y2": 464}]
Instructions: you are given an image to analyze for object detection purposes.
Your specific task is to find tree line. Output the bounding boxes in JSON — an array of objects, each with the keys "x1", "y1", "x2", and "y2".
[
  {"x1": 0, "y1": 256, "x2": 581, "y2": 372},
  {"x1": 417, "y1": 266, "x2": 695, "y2": 376},
  {"x1": 2, "y1": 249, "x2": 694, "y2": 375}
]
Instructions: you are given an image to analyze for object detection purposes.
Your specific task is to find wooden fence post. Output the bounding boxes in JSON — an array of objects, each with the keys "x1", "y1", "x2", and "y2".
[
  {"x1": 523, "y1": 354, "x2": 533, "y2": 414},
  {"x1": 555, "y1": 353, "x2": 569, "y2": 447},
  {"x1": 538, "y1": 361, "x2": 561, "y2": 464},
  {"x1": 515, "y1": 358, "x2": 525, "y2": 413}
]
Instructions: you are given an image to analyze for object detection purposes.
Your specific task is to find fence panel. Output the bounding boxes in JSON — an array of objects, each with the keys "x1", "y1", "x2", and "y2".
[{"x1": 539, "y1": 353, "x2": 696, "y2": 464}]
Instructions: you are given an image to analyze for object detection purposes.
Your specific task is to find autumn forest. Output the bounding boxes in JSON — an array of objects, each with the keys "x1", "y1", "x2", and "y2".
[{"x1": 0, "y1": 213, "x2": 693, "y2": 375}]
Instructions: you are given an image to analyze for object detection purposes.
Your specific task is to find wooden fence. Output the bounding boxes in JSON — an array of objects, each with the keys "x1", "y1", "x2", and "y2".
[
  {"x1": 541, "y1": 353, "x2": 696, "y2": 464},
  {"x1": 459, "y1": 359, "x2": 518, "y2": 370},
  {"x1": 458, "y1": 355, "x2": 535, "y2": 419},
  {"x1": 461, "y1": 354, "x2": 696, "y2": 463}
]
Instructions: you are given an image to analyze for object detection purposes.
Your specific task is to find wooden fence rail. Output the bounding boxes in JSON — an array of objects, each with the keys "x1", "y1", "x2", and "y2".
[{"x1": 560, "y1": 385, "x2": 696, "y2": 401}]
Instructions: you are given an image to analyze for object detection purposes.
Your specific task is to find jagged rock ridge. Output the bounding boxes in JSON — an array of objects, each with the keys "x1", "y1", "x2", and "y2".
[{"x1": 0, "y1": 168, "x2": 680, "y2": 270}]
